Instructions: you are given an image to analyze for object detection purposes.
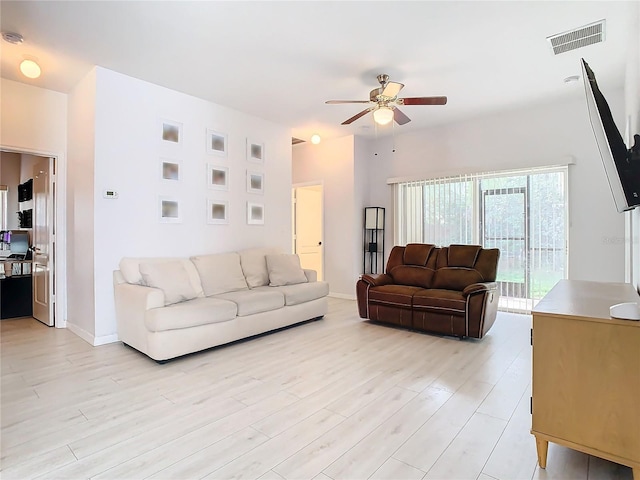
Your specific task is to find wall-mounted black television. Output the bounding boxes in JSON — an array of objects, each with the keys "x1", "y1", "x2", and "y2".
[{"x1": 581, "y1": 58, "x2": 640, "y2": 212}]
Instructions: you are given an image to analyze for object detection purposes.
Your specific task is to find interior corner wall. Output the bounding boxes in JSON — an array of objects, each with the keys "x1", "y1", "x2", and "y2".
[
  {"x1": 369, "y1": 93, "x2": 627, "y2": 284},
  {"x1": 292, "y1": 135, "x2": 358, "y2": 297},
  {"x1": 67, "y1": 68, "x2": 97, "y2": 339},
  {"x1": 92, "y1": 67, "x2": 292, "y2": 339}
]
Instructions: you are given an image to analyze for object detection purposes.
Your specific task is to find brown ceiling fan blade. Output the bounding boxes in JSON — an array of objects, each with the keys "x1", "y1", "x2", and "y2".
[
  {"x1": 342, "y1": 108, "x2": 373, "y2": 125},
  {"x1": 325, "y1": 100, "x2": 371, "y2": 104},
  {"x1": 381, "y1": 81, "x2": 404, "y2": 98},
  {"x1": 394, "y1": 108, "x2": 411, "y2": 125},
  {"x1": 399, "y1": 96, "x2": 448, "y2": 105}
]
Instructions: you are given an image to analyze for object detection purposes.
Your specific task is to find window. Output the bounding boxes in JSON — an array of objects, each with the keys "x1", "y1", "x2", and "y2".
[{"x1": 394, "y1": 167, "x2": 568, "y2": 312}]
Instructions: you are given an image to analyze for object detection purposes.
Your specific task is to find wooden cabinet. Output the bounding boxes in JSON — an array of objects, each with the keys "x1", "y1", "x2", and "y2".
[{"x1": 531, "y1": 280, "x2": 640, "y2": 479}]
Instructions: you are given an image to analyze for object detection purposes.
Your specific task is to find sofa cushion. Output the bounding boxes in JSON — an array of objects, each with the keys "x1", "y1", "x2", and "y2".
[
  {"x1": 413, "y1": 289, "x2": 466, "y2": 315},
  {"x1": 191, "y1": 253, "x2": 248, "y2": 296},
  {"x1": 255, "y1": 281, "x2": 329, "y2": 306},
  {"x1": 145, "y1": 297, "x2": 237, "y2": 332},
  {"x1": 389, "y1": 265, "x2": 435, "y2": 288},
  {"x1": 120, "y1": 257, "x2": 204, "y2": 296},
  {"x1": 139, "y1": 261, "x2": 199, "y2": 306},
  {"x1": 266, "y1": 254, "x2": 308, "y2": 286},
  {"x1": 215, "y1": 289, "x2": 284, "y2": 316},
  {"x1": 369, "y1": 285, "x2": 423, "y2": 308},
  {"x1": 432, "y1": 267, "x2": 484, "y2": 291},
  {"x1": 239, "y1": 247, "x2": 282, "y2": 288}
]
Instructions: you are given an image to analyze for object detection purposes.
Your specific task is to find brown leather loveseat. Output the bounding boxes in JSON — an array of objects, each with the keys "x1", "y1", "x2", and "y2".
[{"x1": 356, "y1": 243, "x2": 500, "y2": 339}]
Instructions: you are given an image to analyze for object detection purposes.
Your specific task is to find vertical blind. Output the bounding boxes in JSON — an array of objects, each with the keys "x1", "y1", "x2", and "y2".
[{"x1": 393, "y1": 167, "x2": 568, "y2": 313}]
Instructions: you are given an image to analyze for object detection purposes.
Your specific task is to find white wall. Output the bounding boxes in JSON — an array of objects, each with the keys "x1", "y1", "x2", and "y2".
[
  {"x1": 292, "y1": 136, "x2": 359, "y2": 297},
  {"x1": 67, "y1": 68, "x2": 97, "y2": 339},
  {"x1": 368, "y1": 93, "x2": 627, "y2": 284},
  {"x1": 90, "y1": 67, "x2": 292, "y2": 340},
  {"x1": 0, "y1": 79, "x2": 67, "y2": 155}
]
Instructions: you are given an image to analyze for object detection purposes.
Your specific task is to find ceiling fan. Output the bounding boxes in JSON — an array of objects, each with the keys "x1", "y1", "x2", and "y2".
[{"x1": 326, "y1": 74, "x2": 447, "y2": 126}]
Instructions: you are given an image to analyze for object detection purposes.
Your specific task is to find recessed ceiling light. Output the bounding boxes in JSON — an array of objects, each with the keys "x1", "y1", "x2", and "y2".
[
  {"x1": 310, "y1": 134, "x2": 321, "y2": 145},
  {"x1": 564, "y1": 75, "x2": 580, "y2": 84},
  {"x1": 2, "y1": 32, "x2": 24, "y2": 45},
  {"x1": 20, "y1": 59, "x2": 41, "y2": 79}
]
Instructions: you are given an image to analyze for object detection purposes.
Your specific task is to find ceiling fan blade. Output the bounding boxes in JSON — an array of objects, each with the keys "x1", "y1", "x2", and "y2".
[
  {"x1": 342, "y1": 108, "x2": 373, "y2": 125},
  {"x1": 399, "y1": 96, "x2": 448, "y2": 106},
  {"x1": 326, "y1": 100, "x2": 371, "y2": 104},
  {"x1": 394, "y1": 108, "x2": 411, "y2": 125},
  {"x1": 381, "y1": 81, "x2": 404, "y2": 98}
]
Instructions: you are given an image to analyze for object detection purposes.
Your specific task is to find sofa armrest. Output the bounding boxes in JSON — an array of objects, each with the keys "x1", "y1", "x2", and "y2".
[
  {"x1": 463, "y1": 281, "x2": 498, "y2": 297},
  {"x1": 303, "y1": 269, "x2": 317, "y2": 283},
  {"x1": 360, "y1": 273, "x2": 393, "y2": 287},
  {"x1": 114, "y1": 271, "x2": 165, "y2": 353}
]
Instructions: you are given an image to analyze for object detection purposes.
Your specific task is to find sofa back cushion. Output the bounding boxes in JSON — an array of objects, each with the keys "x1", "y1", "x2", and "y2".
[
  {"x1": 139, "y1": 261, "x2": 199, "y2": 306},
  {"x1": 119, "y1": 257, "x2": 204, "y2": 297},
  {"x1": 266, "y1": 254, "x2": 308, "y2": 286},
  {"x1": 191, "y1": 253, "x2": 249, "y2": 296},
  {"x1": 239, "y1": 247, "x2": 282, "y2": 288}
]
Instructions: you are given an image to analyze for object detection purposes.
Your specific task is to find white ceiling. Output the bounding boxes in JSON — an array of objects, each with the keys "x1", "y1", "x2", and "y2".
[{"x1": 1, "y1": 1, "x2": 637, "y2": 143}]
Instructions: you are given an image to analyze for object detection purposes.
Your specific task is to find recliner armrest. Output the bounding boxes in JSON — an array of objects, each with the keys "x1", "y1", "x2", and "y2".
[
  {"x1": 463, "y1": 281, "x2": 498, "y2": 297},
  {"x1": 360, "y1": 273, "x2": 393, "y2": 287}
]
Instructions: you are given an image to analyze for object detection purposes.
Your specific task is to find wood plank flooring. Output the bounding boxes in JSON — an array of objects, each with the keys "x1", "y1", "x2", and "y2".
[{"x1": 1, "y1": 298, "x2": 633, "y2": 479}]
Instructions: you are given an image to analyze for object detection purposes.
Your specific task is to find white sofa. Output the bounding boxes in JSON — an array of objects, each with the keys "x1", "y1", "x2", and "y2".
[{"x1": 113, "y1": 248, "x2": 329, "y2": 362}]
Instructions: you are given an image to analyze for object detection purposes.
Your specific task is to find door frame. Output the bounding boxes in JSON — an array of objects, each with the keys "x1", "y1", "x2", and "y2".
[
  {"x1": 292, "y1": 181, "x2": 324, "y2": 281},
  {"x1": 1, "y1": 144, "x2": 66, "y2": 328}
]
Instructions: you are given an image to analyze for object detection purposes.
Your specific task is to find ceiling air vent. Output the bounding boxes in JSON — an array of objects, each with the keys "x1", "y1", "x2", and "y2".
[
  {"x1": 292, "y1": 137, "x2": 306, "y2": 145},
  {"x1": 547, "y1": 20, "x2": 605, "y2": 55}
]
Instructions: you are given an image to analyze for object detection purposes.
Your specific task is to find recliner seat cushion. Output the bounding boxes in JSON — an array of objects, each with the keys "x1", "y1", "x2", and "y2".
[
  {"x1": 145, "y1": 297, "x2": 237, "y2": 332},
  {"x1": 215, "y1": 289, "x2": 284, "y2": 316},
  {"x1": 369, "y1": 285, "x2": 423, "y2": 308},
  {"x1": 412, "y1": 289, "x2": 466, "y2": 316}
]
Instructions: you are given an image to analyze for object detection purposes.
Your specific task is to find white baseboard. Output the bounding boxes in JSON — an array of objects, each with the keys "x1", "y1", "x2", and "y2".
[
  {"x1": 66, "y1": 322, "x2": 119, "y2": 346},
  {"x1": 329, "y1": 292, "x2": 356, "y2": 301}
]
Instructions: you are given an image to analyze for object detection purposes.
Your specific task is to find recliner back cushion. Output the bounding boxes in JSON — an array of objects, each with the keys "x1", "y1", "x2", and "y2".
[
  {"x1": 191, "y1": 253, "x2": 248, "y2": 296},
  {"x1": 432, "y1": 267, "x2": 484, "y2": 291},
  {"x1": 447, "y1": 244, "x2": 482, "y2": 267},
  {"x1": 389, "y1": 265, "x2": 435, "y2": 288},
  {"x1": 385, "y1": 246, "x2": 406, "y2": 273},
  {"x1": 473, "y1": 249, "x2": 500, "y2": 282},
  {"x1": 403, "y1": 244, "x2": 435, "y2": 266}
]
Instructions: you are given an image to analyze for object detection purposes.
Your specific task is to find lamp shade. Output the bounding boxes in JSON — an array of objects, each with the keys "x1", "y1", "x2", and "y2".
[
  {"x1": 365, "y1": 207, "x2": 385, "y2": 229},
  {"x1": 373, "y1": 107, "x2": 394, "y2": 125}
]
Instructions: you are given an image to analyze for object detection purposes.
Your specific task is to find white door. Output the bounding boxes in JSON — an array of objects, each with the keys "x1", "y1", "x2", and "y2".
[
  {"x1": 294, "y1": 185, "x2": 323, "y2": 281},
  {"x1": 32, "y1": 158, "x2": 54, "y2": 326}
]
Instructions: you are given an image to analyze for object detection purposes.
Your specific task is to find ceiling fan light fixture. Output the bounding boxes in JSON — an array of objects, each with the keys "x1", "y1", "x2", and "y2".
[
  {"x1": 20, "y1": 58, "x2": 41, "y2": 79},
  {"x1": 373, "y1": 107, "x2": 394, "y2": 125}
]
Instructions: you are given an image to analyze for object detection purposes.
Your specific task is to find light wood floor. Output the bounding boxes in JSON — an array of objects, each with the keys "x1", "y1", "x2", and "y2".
[{"x1": 1, "y1": 298, "x2": 633, "y2": 480}]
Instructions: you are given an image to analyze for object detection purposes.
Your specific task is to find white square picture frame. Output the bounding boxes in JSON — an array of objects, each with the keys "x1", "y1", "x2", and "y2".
[
  {"x1": 159, "y1": 196, "x2": 181, "y2": 223},
  {"x1": 247, "y1": 202, "x2": 264, "y2": 225},
  {"x1": 161, "y1": 119, "x2": 182, "y2": 146},
  {"x1": 246, "y1": 170, "x2": 264, "y2": 194},
  {"x1": 207, "y1": 164, "x2": 229, "y2": 191},
  {"x1": 160, "y1": 158, "x2": 181, "y2": 182},
  {"x1": 207, "y1": 199, "x2": 229, "y2": 225},
  {"x1": 207, "y1": 129, "x2": 227, "y2": 156},
  {"x1": 246, "y1": 139, "x2": 264, "y2": 164}
]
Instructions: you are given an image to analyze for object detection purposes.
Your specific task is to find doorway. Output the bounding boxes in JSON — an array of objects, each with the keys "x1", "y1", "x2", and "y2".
[
  {"x1": 293, "y1": 184, "x2": 324, "y2": 281},
  {"x1": 1, "y1": 150, "x2": 57, "y2": 326}
]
